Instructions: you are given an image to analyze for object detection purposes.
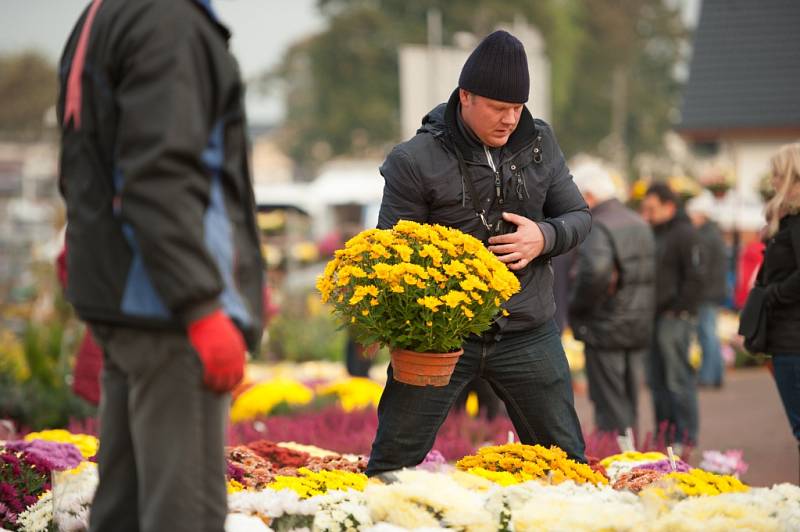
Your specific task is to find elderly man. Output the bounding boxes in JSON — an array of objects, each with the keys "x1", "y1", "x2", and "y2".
[
  {"x1": 568, "y1": 162, "x2": 656, "y2": 435},
  {"x1": 368, "y1": 30, "x2": 591, "y2": 476}
]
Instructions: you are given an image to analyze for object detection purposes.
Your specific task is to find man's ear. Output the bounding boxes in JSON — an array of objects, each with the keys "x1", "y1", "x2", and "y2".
[{"x1": 459, "y1": 88, "x2": 471, "y2": 107}]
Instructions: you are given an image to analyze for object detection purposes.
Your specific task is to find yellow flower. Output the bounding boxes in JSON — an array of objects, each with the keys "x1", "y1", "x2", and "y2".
[
  {"x1": 24, "y1": 430, "x2": 99, "y2": 459},
  {"x1": 461, "y1": 307, "x2": 475, "y2": 318},
  {"x1": 227, "y1": 479, "x2": 244, "y2": 493},
  {"x1": 443, "y1": 260, "x2": 468, "y2": 278},
  {"x1": 441, "y1": 290, "x2": 469, "y2": 308},
  {"x1": 417, "y1": 296, "x2": 443, "y2": 312},
  {"x1": 392, "y1": 244, "x2": 414, "y2": 262},
  {"x1": 230, "y1": 379, "x2": 314, "y2": 423}
]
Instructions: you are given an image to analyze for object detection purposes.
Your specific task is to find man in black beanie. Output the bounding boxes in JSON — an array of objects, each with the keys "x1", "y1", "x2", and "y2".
[{"x1": 368, "y1": 30, "x2": 591, "y2": 476}]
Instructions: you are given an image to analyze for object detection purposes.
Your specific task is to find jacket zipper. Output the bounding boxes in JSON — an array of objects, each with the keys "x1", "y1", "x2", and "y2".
[{"x1": 484, "y1": 145, "x2": 503, "y2": 206}]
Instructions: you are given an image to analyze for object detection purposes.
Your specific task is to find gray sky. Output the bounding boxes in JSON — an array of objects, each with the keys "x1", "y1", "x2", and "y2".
[
  {"x1": 1, "y1": 0, "x2": 700, "y2": 124},
  {"x1": 0, "y1": 0, "x2": 325, "y2": 123}
]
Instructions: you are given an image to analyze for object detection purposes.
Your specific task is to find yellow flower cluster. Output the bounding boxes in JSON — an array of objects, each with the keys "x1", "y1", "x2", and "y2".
[
  {"x1": 456, "y1": 443, "x2": 608, "y2": 486},
  {"x1": 227, "y1": 479, "x2": 245, "y2": 494},
  {"x1": 267, "y1": 467, "x2": 368, "y2": 499},
  {"x1": 316, "y1": 377, "x2": 384, "y2": 412},
  {"x1": 599, "y1": 451, "x2": 667, "y2": 468},
  {"x1": 665, "y1": 469, "x2": 749, "y2": 497},
  {"x1": 317, "y1": 220, "x2": 521, "y2": 353},
  {"x1": 24, "y1": 429, "x2": 99, "y2": 459},
  {"x1": 230, "y1": 379, "x2": 314, "y2": 423}
]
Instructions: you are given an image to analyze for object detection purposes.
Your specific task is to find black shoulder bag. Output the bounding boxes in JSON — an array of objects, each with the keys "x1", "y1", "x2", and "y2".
[{"x1": 738, "y1": 265, "x2": 769, "y2": 353}]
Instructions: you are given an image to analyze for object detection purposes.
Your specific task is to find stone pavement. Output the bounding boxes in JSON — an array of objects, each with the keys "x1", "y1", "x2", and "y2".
[{"x1": 573, "y1": 366, "x2": 797, "y2": 487}]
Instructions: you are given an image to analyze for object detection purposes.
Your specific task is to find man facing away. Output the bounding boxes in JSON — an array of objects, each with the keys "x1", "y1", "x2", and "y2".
[
  {"x1": 368, "y1": 30, "x2": 591, "y2": 476},
  {"x1": 58, "y1": 0, "x2": 264, "y2": 530},
  {"x1": 641, "y1": 183, "x2": 704, "y2": 450},
  {"x1": 686, "y1": 193, "x2": 729, "y2": 388},
  {"x1": 568, "y1": 162, "x2": 656, "y2": 435}
]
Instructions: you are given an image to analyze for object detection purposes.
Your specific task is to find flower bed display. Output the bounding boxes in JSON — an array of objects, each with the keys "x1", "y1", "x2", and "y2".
[{"x1": 3, "y1": 430, "x2": 799, "y2": 532}]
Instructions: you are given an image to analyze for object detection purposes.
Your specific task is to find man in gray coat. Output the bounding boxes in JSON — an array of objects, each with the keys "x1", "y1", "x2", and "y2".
[
  {"x1": 367, "y1": 30, "x2": 591, "y2": 476},
  {"x1": 569, "y1": 162, "x2": 656, "y2": 435}
]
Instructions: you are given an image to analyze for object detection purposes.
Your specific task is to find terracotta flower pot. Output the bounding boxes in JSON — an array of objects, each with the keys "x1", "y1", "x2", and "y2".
[{"x1": 390, "y1": 347, "x2": 464, "y2": 387}]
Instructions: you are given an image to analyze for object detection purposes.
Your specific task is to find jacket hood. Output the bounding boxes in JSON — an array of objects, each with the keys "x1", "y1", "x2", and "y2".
[{"x1": 417, "y1": 89, "x2": 538, "y2": 161}]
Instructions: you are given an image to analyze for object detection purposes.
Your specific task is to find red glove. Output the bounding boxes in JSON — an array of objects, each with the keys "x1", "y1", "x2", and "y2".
[{"x1": 188, "y1": 309, "x2": 246, "y2": 393}]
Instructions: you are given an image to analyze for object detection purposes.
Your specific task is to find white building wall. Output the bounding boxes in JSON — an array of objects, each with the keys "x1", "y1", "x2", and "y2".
[{"x1": 399, "y1": 23, "x2": 551, "y2": 142}]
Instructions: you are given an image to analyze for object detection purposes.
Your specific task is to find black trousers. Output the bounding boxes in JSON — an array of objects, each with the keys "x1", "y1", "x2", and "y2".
[{"x1": 584, "y1": 346, "x2": 642, "y2": 435}]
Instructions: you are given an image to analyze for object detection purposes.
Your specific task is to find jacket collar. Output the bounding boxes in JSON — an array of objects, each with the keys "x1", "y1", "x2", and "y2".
[
  {"x1": 443, "y1": 88, "x2": 537, "y2": 163},
  {"x1": 191, "y1": 0, "x2": 231, "y2": 40}
]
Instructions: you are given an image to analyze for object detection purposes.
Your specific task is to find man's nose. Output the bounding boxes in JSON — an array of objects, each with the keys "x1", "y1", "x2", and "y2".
[{"x1": 501, "y1": 108, "x2": 516, "y2": 125}]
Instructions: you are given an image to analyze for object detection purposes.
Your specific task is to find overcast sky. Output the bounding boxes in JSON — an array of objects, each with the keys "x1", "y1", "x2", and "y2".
[
  {"x1": 0, "y1": 0, "x2": 325, "y2": 123},
  {"x1": 1, "y1": 0, "x2": 700, "y2": 124}
]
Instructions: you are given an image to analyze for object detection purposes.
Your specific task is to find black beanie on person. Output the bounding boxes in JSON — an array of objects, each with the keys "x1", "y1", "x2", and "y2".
[{"x1": 458, "y1": 30, "x2": 529, "y2": 104}]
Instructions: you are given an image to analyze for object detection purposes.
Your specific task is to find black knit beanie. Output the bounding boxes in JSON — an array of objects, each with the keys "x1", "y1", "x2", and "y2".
[{"x1": 458, "y1": 30, "x2": 529, "y2": 104}]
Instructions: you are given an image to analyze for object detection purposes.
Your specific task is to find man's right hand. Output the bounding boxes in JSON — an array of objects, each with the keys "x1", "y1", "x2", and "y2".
[{"x1": 188, "y1": 309, "x2": 246, "y2": 393}]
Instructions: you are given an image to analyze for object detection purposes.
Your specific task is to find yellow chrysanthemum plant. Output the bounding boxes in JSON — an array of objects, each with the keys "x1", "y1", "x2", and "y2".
[{"x1": 317, "y1": 220, "x2": 521, "y2": 386}]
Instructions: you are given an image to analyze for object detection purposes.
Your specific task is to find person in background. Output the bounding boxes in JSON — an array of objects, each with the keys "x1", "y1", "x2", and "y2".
[
  {"x1": 57, "y1": 244, "x2": 102, "y2": 405},
  {"x1": 569, "y1": 161, "x2": 655, "y2": 435},
  {"x1": 58, "y1": 0, "x2": 264, "y2": 530},
  {"x1": 686, "y1": 193, "x2": 728, "y2": 388},
  {"x1": 640, "y1": 183, "x2": 704, "y2": 451},
  {"x1": 761, "y1": 143, "x2": 800, "y2": 482},
  {"x1": 369, "y1": 30, "x2": 590, "y2": 476}
]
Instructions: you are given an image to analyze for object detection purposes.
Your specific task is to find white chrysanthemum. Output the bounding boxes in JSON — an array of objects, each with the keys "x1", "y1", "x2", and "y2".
[
  {"x1": 228, "y1": 488, "x2": 321, "y2": 519},
  {"x1": 52, "y1": 462, "x2": 99, "y2": 531},
  {"x1": 17, "y1": 491, "x2": 53, "y2": 532},
  {"x1": 365, "y1": 470, "x2": 495, "y2": 532},
  {"x1": 225, "y1": 513, "x2": 273, "y2": 532},
  {"x1": 649, "y1": 492, "x2": 780, "y2": 532},
  {"x1": 509, "y1": 481, "x2": 646, "y2": 531}
]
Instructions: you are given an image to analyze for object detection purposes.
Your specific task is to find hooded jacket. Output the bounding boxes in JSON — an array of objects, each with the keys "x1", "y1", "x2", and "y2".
[
  {"x1": 57, "y1": 0, "x2": 264, "y2": 349},
  {"x1": 378, "y1": 90, "x2": 591, "y2": 333}
]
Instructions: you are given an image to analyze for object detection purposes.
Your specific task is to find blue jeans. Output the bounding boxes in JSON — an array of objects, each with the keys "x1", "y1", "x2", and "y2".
[
  {"x1": 366, "y1": 321, "x2": 586, "y2": 476},
  {"x1": 697, "y1": 304, "x2": 724, "y2": 385},
  {"x1": 646, "y1": 315, "x2": 699, "y2": 445},
  {"x1": 772, "y1": 354, "x2": 800, "y2": 442}
]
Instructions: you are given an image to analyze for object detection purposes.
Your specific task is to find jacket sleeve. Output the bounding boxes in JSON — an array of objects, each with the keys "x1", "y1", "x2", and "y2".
[
  {"x1": 568, "y1": 225, "x2": 615, "y2": 315},
  {"x1": 377, "y1": 147, "x2": 429, "y2": 229},
  {"x1": 675, "y1": 226, "x2": 705, "y2": 312},
  {"x1": 114, "y1": 4, "x2": 223, "y2": 322},
  {"x1": 768, "y1": 218, "x2": 800, "y2": 305},
  {"x1": 539, "y1": 125, "x2": 592, "y2": 258}
]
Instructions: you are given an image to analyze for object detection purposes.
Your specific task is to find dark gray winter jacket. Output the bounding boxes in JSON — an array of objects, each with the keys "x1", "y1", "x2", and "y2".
[
  {"x1": 568, "y1": 199, "x2": 656, "y2": 349},
  {"x1": 378, "y1": 89, "x2": 591, "y2": 333}
]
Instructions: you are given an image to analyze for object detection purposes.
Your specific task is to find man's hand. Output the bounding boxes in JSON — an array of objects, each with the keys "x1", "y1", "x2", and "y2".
[
  {"x1": 487, "y1": 212, "x2": 546, "y2": 270},
  {"x1": 188, "y1": 309, "x2": 246, "y2": 394}
]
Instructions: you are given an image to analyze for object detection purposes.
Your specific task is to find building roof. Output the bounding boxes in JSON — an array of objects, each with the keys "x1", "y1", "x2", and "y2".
[{"x1": 678, "y1": 0, "x2": 800, "y2": 138}]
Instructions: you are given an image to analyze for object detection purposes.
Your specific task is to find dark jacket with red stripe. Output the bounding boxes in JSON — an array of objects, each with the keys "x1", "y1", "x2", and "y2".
[{"x1": 57, "y1": 0, "x2": 264, "y2": 349}]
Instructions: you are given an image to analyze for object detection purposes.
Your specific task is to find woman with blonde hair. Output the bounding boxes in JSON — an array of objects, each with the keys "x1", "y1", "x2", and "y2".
[{"x1": 762, "y1": 142, "x2": 800, "y2": 479}]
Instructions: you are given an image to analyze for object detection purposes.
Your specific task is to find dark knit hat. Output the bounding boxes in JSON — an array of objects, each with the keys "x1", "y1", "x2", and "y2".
[{"x1": 458, "y1": 30, "x2": 529, "y2": 104}]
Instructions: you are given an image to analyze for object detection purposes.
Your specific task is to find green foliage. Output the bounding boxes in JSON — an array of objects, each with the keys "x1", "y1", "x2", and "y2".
[
  {"x1": 0, "y1": 321, "x2": 95, "y2": 430},
  {"x1": 271, "y1": 0, "x2": 686, "y2": 170},
  {"x1": 0, "y1": 51, "x2": 57, "y2": 140},
  {"x1": 267, "y1": 293, "x2": 348, "y2": 362}
]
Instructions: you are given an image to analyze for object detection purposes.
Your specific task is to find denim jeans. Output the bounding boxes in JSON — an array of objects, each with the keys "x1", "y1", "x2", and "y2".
[
  {"x1": 697, "y1": 303, "x2": 724, "y2": 386},
  {"x1": 772, "y1": 354, "x2": 800, "y2": 442},
  {"x1": 646, "y1": 315, "x2": 699, "y2": 445},
  {"x1": 366, "y1": 320, "x2": 586, "y2": 476}
]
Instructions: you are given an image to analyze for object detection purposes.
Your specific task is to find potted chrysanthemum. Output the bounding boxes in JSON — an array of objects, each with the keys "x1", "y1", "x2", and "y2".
[{"x1": 316, "y1": 220, "x2": 520, "y2": 386}]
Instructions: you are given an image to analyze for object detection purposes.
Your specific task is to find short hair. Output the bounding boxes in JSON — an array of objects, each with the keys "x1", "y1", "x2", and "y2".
[{"x1": 645, "y1": 182, "x2": 678, "y2": 206}]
